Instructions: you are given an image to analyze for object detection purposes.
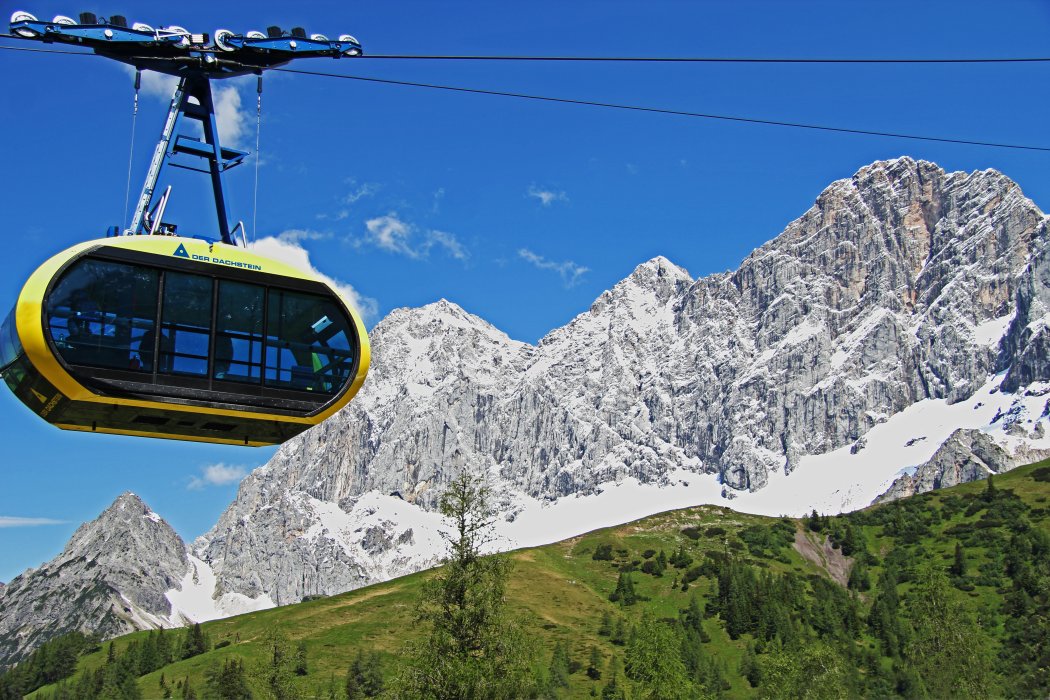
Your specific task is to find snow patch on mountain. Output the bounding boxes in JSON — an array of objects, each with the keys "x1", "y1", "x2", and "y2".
[
  {"x1": 7, "y1": 158, "x2": 1050, "y2": 662},
  {"x1": 192, "y1": 157, "x2": 1050, "y2": 610}
]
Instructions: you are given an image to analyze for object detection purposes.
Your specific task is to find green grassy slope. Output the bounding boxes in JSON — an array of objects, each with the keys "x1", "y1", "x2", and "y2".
[{"x1": 28, "y1": 458, "x2": 1050, "y2": 699}]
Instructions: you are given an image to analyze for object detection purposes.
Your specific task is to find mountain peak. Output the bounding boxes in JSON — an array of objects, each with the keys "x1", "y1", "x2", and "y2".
[
  {"x1": 630, "y1": 256, "x2": 692, "y2": 283},
  {"x1": 94, "y1": 492, "x2": 163, "y2": 527},
  {"x1": 17, "y1": 157, "x2": 1050, "y2": 665},
  {"x1": 600, "y1": 255, "x2": 693, "y2": 312},
  {"x1": 0, "y1": 495, "x2": 190, "y2": 665}
]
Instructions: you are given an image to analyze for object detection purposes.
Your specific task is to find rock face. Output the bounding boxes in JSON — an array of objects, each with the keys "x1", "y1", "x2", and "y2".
[
  {"x1": 875, "y1": 428, "x2": 1016, "y2": 502},
  {"x1": 0, "y1": 493, "x2": 189, "y2": 666},
  {"x1": 198, "y1": 157, "x2": 1050, "y2": 605},
  {"x1": 7, "y1": 158, "x2": 1049, "y2": 662}
]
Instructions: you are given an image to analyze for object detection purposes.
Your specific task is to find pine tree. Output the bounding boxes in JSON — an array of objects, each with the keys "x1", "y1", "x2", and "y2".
[
  {"x1": 847, "y1": 559, "x2": 871, "y2": 591},
  {"x1": 345, "y1": 650, "x2": 384, "y2": 699},
  {"x1": 586, "y1": 646, "x2": 603, "y2": 681},
  {"x1": 601, "y1": 657, "x2": 627, "y2": 700},
  {"x1": 840, "y1": 522, "x2": 857, "y2": 556},
  {"x1": 181, "y1": 623, "x2": 209, "y2": 660},
  {"x1": 393, "y1": 472, "x2": 538, "y2": 698},
  {"x1": 759, "y1": 643, "x2": 851, "y2": 699},
  {"x1": 739, "y1": 643, "x2": 761, "y2": 688},
  {"x1": 950, "y1": 541, "x2": 966, "y2": 577},
  {"x1": 206, "y1": 658, "x2": 251, "y2": 700},
  {"x1": 624, "y1": 613, "x2": 694, "y2": 699},
  {"x1": 868, "y1": 565, "x2": 902, "y2": 657},
  {"x1": 904, "y1": 566, "x2": 995, "y2": 698},
  {"x1": 984, "y1": 473, "x2": 997, "y2": 501},
  {"x1": 598, "y1": 611, "x2": 614, "y2": 637},
  {"x1": 549, "y1": 641, "x2": 571, "y2": 690},
  {"x1": 609, "y1": 571, "x2": 638, "y2": 606},
  {"x1": 294, "y1": 641, "x2": 308, "y2": 676},
  {"x1": 670, "y1": 544, "x2": 692, "y2": 569},
  {"x1": 255, "y1": 627, "x2": 298, "y2": 700},
  {"x1": 611, "y1": 618, "x2": 628, "y2": 646}
]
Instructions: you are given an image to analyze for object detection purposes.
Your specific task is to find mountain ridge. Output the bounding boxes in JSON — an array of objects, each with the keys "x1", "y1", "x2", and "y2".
[
  {"x1": 0, "y1": 492, "x2": 188, "y2": 665},
  {"x1": 3, "y1": 157, "x2": 1050, "y2": 664},
  {"x1": 193, "y1": 155, "x2": 1050, "y2": 611}
]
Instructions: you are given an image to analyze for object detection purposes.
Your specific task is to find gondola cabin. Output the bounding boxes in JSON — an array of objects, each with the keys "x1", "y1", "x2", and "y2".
[{"x1": 0, "y1": 236, "x2": 370, "y2": 446}]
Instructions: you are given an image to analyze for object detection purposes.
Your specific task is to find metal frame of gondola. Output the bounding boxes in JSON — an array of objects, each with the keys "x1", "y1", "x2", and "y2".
[{"x1": 9, "y1": 10, "x2": 363, "y2": 245}]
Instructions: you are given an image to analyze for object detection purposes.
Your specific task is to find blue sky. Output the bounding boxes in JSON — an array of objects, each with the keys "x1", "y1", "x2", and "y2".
[{"x1": 2, "y1": 0, "x2": 1049, "y2": 582}]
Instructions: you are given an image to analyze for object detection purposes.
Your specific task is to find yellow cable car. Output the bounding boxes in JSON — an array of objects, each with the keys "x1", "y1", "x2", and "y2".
[
  {"x1": 0, "y1": 236, "x2": 370, "y2": 446},
  {"x1": 3, "y1": 15, "x2": 376, "y2": 445}
]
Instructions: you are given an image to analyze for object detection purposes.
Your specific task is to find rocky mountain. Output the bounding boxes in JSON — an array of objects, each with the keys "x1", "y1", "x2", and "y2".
[
  {"x1": 876, "y1": 428, "x2": 1022, "y2": 502},
  {"x1": 196, "y1": 157, "x2": 1050, "y2": 608},
  {"x1": 4, "y1": 157, "x2": 1050, "y2": 662},
  {"x1": 0, "y1": 493, "x2": 189, "y2": 666},
  {"x1": 875, "y1": 403, "x2": 1050, "y2": 503}
]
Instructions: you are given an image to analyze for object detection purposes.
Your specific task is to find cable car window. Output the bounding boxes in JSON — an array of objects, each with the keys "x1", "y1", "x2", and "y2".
[
  {"x1": 0, "y1": 308, "x2": 28, "y2": 394},
  {"x1": 46, "y1": 259, "x2": 159, "y2": 372},
  {"x1": 159, "y1": 271, "x2": 213, "y2": 377},
  {"x1": 265, "y1": 289, "x2": 355, "y2": 395},
  {"x1": 215, "y1": 280, "x2": 264, "y2": 384},
  {"x1": 0, "y1": 307, "x2": 21, "y2": 371}
]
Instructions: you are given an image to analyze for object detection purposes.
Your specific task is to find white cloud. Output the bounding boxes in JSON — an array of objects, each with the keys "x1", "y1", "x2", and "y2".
[
  {"x1": 129, "y1": 67, "x2": 179, "y2": 99},
  {"x1": 271, "y1": 229, "x2": 332, "y2": 243},
  {"x1": 345, "y1": 182, "x2": 379, "y2": 205},
  {"x1": 124, "y1": 67, "x2": 251, "y2": 149},
  {"x1": 362, "y1": 213, "x2": 469, "y2": 262},
  {"x1": 428, "y1": 230, "x2": 469, "y2": 261},
  {"x1": 518, "y1": 248, "x2": 589, "y2": 288},
  {"x1": 365, "y1": 214, "x2": 416, "y2": 257},
  {"x1": 0, "y1": 516, "x2": 66, "y2": 528},
  {"x1": 188, "y1": 463, "x2": 248, "y2": 490},
  {"x1": 214, "y1": 85, "x2": 248, "y2": 148},
  {"x1": 249, "y1": 235, "x2": 380, "y2": 322},
  {"x1": 526, "y1": 185, "x2": 569, "y2": 207}
]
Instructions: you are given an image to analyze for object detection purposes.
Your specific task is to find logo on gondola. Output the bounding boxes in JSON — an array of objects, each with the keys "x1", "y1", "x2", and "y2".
[{"x1": 168, "y1": 242, "x2": 263, "y2": 271}]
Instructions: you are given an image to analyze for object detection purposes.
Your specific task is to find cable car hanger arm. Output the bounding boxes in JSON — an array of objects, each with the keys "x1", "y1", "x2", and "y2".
[
  {"x1": 9, "y1": 10, "x2": 363, "y2": 246},
  {"x1": 9, "y1": 11, "x2": 362, "y2": 78}
]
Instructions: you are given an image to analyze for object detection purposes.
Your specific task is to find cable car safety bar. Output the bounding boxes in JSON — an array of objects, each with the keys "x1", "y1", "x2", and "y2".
[{"x1": 8, "y1": 11, "x2": 364, "y2": 246}]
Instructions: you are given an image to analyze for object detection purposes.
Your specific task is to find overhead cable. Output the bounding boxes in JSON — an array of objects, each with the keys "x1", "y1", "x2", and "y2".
[
  {"x1": 275, "y1": 67, "x2": 1050, "y2": 153},
  {"x1": 2, "y1": 41, "x2": 1047, "y2": 152},
  {"x1": 3, "y1": 40, "x2": 1050, "y2": 63},
  {"x1": 362, "y1": 54, "x2": 1050, "y2": 64}
]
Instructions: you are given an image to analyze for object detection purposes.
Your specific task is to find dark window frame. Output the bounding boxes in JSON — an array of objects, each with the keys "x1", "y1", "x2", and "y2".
[{"x1": 41, "y1": 245, "x2": 362, "y2": 415}]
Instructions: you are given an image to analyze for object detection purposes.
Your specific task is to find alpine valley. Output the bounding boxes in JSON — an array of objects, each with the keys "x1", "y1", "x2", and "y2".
[{"x1": 3, "y1": 156, "x2": 1049, "y2": 665}]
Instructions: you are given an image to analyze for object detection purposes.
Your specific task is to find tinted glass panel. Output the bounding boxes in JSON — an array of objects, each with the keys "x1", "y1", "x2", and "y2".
[
  {"x1": 215, "y1": 280, "x2": 264, "y2": 384},
  {"x1": 0, "y1": 307, "x2": 21, "y2": 371},
  {"x1": 46, "y1": 259, "x2": 159, "y2": 372},
  {"x1": 160, "y1": 272, "x2": 213, "y2": 377},
  {"x1": 1, "y1": 353, "x2": 30, "y2": 395},
  {"x1": 265, "y1": 289, "x2": 355, "y2": 395}
]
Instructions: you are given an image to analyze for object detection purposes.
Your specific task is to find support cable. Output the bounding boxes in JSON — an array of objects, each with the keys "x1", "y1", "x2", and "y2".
[
  {"x1": 360, "y1": 53, "x2": 1050, "y2": 64},
  {"x1": 1, "y1": 41, "x2": 1047, "y2": 153},
  {"x1": 3, "y1": 40, "x2": 1050, "y2": 63},
  {"x1": 275, "y1": 67, "x2": 1050, "y2": 153},
  {"x1": 252, "y1": 75, "x2": 263, "y2": 244},
  {"x1": 122, "y1": 70, "x2": 141, "y2": 232}
]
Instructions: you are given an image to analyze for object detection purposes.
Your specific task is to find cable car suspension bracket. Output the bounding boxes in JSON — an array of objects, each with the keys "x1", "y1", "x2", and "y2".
[{"x1": 9, "y1": 11, "x2": 364, "y2": 246}]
